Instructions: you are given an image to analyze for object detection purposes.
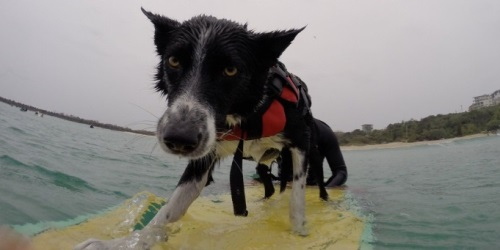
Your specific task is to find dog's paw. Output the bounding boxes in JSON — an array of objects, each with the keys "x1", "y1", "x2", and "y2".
[
  {"x1": 293, "y1": 225, "x2": 309, "y2": 237},
  {"x1": 74, "y1": 237, "x2": 147, "y2": 250},
  {"x1": 74, "y1": 226, "x2": 168, "y2": 250},
  {"x1": 74, "y1": 238, "x2": 111, "y2": 250},
  {"x1": 290, "y1": 215, "x2": 309, "y2": 237}
]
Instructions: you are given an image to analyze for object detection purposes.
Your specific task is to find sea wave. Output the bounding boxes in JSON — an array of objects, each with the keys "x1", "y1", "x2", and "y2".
[
  {"x1": 0, "y1": 155, "x2": 97, "y2": 193},
  {"x1": 6, "y1": 126, "x2": 27, "y2": 135}
]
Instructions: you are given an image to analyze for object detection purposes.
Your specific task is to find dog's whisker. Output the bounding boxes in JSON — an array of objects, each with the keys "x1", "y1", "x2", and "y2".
[
  {"x1": 123, "y1": 122, "x2": 157, "y2": 132},
  {"x1": 216, "y1": 139, "x2": 239, "y2": 156},
  {"x1": 216, "y1": 129, "x2": 233, "y2": 138},
  {"x1": 128, "y1": 102, "x2": 160, "y2": 119},
  {"x1": 214, "y1": 143, "x2": 246, "y2": 175},
  {"x1": 149, "y1": 142, "x2": 159, "y2": 157},
  {"x1": 125, "y1": 121, "x2": 157, "y2": 127},
  {"x1": 230, "y1": 157, "x2": 244, "y2": 175},
  {"x1": 124, "y1": 133, "x2": 149, "y2": 146},
  {"x1": 217, "y1": 129, "x2": 245, "y2": 141}
]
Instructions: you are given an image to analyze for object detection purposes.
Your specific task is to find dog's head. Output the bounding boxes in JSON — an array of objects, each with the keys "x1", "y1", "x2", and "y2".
[{"x1": 142, "y1": 8, "x2": 303, "y2": 159}]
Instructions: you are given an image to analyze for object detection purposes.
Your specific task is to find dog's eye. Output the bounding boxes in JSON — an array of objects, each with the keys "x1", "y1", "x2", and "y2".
[
  {"x1": 223, "y1": 67, "x2": 238, "y2": 77},
  {"x1": 168, "y1": 56, "x2": 180, "y2": 68}
]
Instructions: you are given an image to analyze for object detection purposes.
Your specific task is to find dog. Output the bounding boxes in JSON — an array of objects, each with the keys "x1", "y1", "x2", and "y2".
[{"x1": 75, "y1": 8, "x2": 318, "y2": 250}]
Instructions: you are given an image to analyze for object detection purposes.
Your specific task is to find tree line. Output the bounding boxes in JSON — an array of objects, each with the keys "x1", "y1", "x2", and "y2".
[
  {"x1": 336, "y1": 104, "x2": 500, "y2": 146},
  {"x1": 0, "y1": 96, "x2": 154, "y2": 136}
]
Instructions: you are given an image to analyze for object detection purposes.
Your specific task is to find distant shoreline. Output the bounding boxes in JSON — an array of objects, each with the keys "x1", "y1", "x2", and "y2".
[
  {"x1": 0, "y1": 96, "x2": 154, "y2": 136},
  {"x1": 340, "y1": 133, "x2": 491, "y2": 151},
  {"x1": 2, "y1": 96, "x2": 496, "y2": 148}
]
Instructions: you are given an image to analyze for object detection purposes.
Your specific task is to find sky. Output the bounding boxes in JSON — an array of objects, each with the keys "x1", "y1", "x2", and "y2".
[{"x1": 1, "y1": 0, "x2": 499, "y2": 132}]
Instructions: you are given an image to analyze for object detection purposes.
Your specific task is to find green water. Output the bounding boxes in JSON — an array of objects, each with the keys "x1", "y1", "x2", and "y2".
[{"x1": 344, "y1": 136, "x2": 500, "y2": 249}]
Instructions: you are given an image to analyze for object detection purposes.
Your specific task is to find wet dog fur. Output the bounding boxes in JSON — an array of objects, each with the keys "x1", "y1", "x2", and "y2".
[{"x1": 75, "y1": 8, "x2": 316, "y2": 250}]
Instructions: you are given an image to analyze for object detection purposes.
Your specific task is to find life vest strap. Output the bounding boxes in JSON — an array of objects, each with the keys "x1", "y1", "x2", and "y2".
[{"x1": 230, "y1": 138, "x2": 248, "y2": 216}]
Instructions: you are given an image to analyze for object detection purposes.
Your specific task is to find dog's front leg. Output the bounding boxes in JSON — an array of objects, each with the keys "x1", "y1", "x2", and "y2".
[
  {"x1": 74, "y1": 157, "x2": 214, "y2": 250},
  {"x1": 289, "y1": 147, "x2": 308, "y2": 236},
  {"x1": 150, "y1": 157, "x2": 214, "y2": 226}
]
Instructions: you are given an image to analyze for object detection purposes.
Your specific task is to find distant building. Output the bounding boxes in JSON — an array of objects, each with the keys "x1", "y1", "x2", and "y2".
[
  {"x1": 469, "y1": 89, "x2": 500, "y2": 111},
  {"x1": 362, "y1": 124, "x2": 373, "y2": 133},
  {"x1": 493, "y1": 90, "x2": 500, "y2": 105}
]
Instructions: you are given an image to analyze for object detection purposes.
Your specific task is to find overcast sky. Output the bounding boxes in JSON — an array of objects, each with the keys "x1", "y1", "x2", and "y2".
[{"x1": 1, "y1": 0, "x2": 499, "y2": 132}]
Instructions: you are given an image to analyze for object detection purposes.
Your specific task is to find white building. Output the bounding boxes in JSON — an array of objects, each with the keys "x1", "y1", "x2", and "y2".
[
  {"x1": 492, "y1": 90, "x2": 500, "y2": 105},
  {"x1": 469, "y1": 89, "x2": 500, "y2": 111}
]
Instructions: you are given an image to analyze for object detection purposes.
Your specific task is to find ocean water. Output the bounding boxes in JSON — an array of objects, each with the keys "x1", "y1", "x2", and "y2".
[{"x1": 1, "y1": 101, "x2": 500, "y2": 249}]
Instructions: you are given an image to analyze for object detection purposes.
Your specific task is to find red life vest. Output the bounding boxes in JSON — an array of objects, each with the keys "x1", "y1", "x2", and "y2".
[
  {"x1": 223, "y1": 62, "x2": 310, "y2": 217},
  {"x1": 218, "y1": 66, "x2": 301, "y2": 141}
]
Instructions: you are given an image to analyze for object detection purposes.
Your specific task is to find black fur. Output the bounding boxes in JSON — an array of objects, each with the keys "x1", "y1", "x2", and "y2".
[
  {"x1": 74, "y1": 10, "x2": 316, "y2": 250},
  {"x1": 143, "y1": 6, "x2": 316, "y2": 222},
  {"x1": 142, "y1": 7, "x2": 314, "y2": 204},
  {"x1": 143, "y1": 9, "x2": 304, "y2": 122}
]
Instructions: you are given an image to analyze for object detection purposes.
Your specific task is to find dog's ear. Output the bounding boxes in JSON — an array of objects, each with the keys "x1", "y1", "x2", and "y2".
[
  {"x1": 141, "y1": 8, "x2": 180, "y2": 56},
  {"x1": 254, "y1": 27, "x2": 305, "y2": 64}
]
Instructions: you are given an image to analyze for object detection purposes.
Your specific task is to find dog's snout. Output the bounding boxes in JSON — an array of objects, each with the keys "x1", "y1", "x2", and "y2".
[
  {"x1": 157, "y1": 100, "x2": 215, "y2": 158},
  {"x1": 163, "y1": 130, "x2": 201, "y2": 154}
]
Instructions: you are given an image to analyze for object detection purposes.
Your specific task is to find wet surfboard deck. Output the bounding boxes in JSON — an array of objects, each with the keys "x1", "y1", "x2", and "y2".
[{"x1": 31, "y1": 186, "x2": 365, "y2": 249}]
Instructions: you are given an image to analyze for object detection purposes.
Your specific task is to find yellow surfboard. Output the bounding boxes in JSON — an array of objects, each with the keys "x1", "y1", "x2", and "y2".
[{"x1": 32, "y1": 186, "x2": 367, "y2": 250}]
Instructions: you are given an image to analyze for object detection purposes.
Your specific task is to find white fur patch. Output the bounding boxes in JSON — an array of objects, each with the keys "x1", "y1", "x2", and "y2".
[
  {"x1": 216, "y1": 134, "x2": 288, "y2": 162},
  {"x1": 225, "y1": 115, "x2": 241, "y2": 127},
  {"x1": 289, "y1": 147, "x2": 308, "y2": 236}
]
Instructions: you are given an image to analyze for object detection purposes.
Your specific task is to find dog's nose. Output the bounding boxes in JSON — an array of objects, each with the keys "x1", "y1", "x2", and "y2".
[{"x1": 163, "y1": 131, "x2": 201, "y2": 154}]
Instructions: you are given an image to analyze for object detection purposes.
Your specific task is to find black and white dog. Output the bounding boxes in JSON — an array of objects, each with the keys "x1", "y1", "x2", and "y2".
[{"x1": 76, "y1": 9, "x2": 318, "y2": 250}]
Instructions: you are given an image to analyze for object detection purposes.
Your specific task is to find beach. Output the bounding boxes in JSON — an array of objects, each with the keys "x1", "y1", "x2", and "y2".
[{"x1": 340, "y1": 133, "x2": 491, "y2": 151}]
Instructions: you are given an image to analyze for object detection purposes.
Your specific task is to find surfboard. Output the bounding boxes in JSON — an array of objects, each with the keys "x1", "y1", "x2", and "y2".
[{"x1": 31, "y1": 186, "x2": 366, "y2": 250}]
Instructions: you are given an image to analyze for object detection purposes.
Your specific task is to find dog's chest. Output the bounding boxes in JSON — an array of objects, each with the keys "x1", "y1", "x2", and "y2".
[{"x1": 215, "y1": 135, "x2": 287, "y2": 163}]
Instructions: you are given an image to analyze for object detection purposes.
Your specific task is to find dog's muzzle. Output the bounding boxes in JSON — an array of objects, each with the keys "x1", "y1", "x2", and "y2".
[{"x1": 157, "y1": 101, "x2": 215, "y2": 158}]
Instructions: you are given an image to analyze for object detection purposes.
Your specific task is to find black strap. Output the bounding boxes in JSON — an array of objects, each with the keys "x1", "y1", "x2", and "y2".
[
  {"x1": 256, "y1": 163, "x2": 275, "y2": 198},
  {"x1": 270, "y1": 62, "x2": 311, "y2": 116},
  {"x1": 230, "y1": 138, "x2": 248, "y2": 216}
]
